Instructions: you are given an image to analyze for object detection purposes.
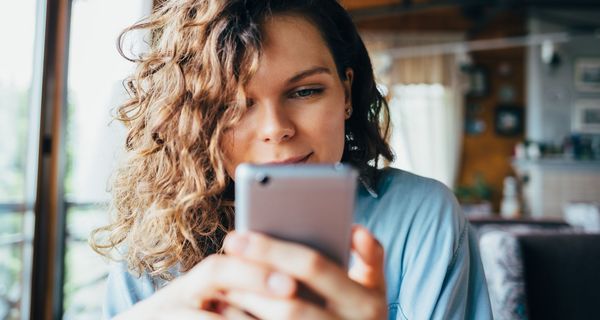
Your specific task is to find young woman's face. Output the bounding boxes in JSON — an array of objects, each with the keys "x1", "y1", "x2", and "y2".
[{"x1": 223, "y1": 15, "x2": 353, "y2": 179}]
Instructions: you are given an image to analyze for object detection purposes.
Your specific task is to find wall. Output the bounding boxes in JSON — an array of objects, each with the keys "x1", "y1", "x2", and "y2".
[
  {"x1": 457, "y1": 48, "x2": 526, "y2": 211},
  {"x1": 456, "y1": 12, "x2": 527, "y2": 212},
  {"x1": 355, "y1": 7, "x2": 527, "y2": 211},
  {"x1": 526, "y1": 10, "x2": 600, "y2": 143}
]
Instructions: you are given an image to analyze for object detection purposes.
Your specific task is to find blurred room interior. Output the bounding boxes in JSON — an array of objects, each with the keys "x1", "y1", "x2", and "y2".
[{"x1": 1, "y1": 0, "x2": 599, "y2": 319}]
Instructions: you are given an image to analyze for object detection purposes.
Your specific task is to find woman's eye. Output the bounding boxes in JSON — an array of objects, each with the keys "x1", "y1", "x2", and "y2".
[{"x1": 291, "y1": 88, "x2": 323, "y2": 99}]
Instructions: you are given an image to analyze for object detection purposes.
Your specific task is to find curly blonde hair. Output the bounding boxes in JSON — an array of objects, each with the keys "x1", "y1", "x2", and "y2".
[{"x1": 91, "y1": 0, "x2": 393, "y2": 281}]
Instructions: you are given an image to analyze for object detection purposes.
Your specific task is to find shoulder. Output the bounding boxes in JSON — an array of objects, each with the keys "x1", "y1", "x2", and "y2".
[
  {"x1": 357, "y1": 168, "x2": 485, "y2": 315},
  {"x1": 378, "y1": 167, "x2": 457, "y2": 205},
  {"x1": 103, "y1": 261, "x2": 161, "y2": 319},
  {"x1": 356, "y1": 167, "x2": 468, "y2": 274},
  {"x1": 368, "y1": 169, "x2": 492, "y2": 319},
  {"x1": 358, "y1": 167, "x2": 465, "y2": 235}
]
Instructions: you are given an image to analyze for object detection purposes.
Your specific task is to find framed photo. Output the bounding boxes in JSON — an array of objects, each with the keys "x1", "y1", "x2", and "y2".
[
  {"x1": 464, "y1": 66, "x2": 488, "y2": 97},
  {"x1": 574, "y1": 58, "x2": 600, "y2": 92},
  {"x1": 494, "y1": 105, "x2": 524, "y2": 136},
  {"x1": 465, "y1": 103, "x2": 485, "y2": 135},
  {"x1": 572, "y1": 99, "x2": 600, "y2": 133}
]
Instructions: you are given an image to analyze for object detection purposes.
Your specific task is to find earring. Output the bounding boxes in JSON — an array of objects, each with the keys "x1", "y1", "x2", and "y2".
[{"x1": 345, "y1": 107, "x2": 353, "y2": 119}]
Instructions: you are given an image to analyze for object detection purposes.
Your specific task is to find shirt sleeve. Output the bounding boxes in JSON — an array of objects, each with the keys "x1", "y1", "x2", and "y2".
[
  {"x1": 396, "y1": 183, "x2": 492, "y2": 320},
  {"x1": 102, "y1": 262, "x2": 157, "y2": 319}
]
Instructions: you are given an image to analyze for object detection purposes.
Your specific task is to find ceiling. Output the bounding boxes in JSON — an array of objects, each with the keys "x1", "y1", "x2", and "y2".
[
  {"x1": 340, "y1": 0, "x2": 600, "y2": 35},
  {"x1": 342, "y1": 0, "x2": 600, "y2": 13}
]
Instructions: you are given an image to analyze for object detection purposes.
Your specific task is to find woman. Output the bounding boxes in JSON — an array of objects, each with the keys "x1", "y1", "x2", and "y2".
[{"x1": 92, "y1": 0, "x2": 492, "y2": 319}]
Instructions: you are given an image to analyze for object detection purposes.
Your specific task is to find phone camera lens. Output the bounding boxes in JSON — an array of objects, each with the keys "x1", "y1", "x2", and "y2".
[{"x1": 256, "y1": 174, "x2": 270, "y2": 186}]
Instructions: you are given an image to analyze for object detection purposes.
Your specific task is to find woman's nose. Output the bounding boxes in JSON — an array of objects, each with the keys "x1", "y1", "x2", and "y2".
[{"x1": 258, "y1": 102, "x2": 296, "y2": 143}]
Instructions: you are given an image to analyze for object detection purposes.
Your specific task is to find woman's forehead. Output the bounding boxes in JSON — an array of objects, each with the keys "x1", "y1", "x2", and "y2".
[
  {"x1": 261, "y1": 15, "x2": 331, "y2": 59},
  {"x1": 247, "y1": 15, "x2": 337, "y2": 89}
]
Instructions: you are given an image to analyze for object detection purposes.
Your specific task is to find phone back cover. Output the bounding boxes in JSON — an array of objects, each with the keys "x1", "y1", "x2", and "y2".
[{"x1": 235, "y1": 164, "x2": 357, "y2": 267}]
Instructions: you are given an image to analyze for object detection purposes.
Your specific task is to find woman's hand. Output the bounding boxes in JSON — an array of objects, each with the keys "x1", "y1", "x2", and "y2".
[
  {"x1": 112, "y1": 251, "x2": 298, "y2": 319},
  {"x1": 113, "y1": 224, "x2": 386, "y2": 320},
  {"x1": 221, "y1": 225, "x2": 388, "y2": 320}
]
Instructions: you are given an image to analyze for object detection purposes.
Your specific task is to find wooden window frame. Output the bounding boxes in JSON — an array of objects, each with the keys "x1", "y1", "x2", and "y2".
[{"x1": 29, "y1": 0, "x2": 72, "y2": 319}]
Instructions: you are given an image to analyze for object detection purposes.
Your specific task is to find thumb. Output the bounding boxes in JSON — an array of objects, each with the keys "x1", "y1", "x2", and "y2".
[{"x1": 348, "y1": 225, "x2": 386, "y2": 292}]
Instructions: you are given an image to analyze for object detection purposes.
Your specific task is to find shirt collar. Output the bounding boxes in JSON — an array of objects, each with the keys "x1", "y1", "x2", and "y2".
[{"x1": 359, "y1": 175, "x2": 379, "y2": 198}]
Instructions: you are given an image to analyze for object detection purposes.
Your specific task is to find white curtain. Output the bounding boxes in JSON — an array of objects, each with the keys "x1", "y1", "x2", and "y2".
[
  {"x1": 388, "y1": 84, "x2": 463, "y2": 188},
  {"x1": 362, "y1": 32, "x2": 465, "y2": 188}
]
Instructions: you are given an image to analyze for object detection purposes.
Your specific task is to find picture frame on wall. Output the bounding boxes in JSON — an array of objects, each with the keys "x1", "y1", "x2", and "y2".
[
  {"x1": 572, "y1": 99, "x2": 600, "y2": 134},
  {"x1": 574, "y1": 58, "x2": 600, "y2": 92},
  {"x1": 494, "y1": 105, "x2": 524, "y2": 136},
  {"x1": 465, "y1": 103, "x2": 486, "y2": 135},
  {"x1": 464, "y1": 65, "x2": 488, "y2": 97}
]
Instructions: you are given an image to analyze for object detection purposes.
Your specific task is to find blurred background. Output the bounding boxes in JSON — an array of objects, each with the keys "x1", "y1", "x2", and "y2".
[{"x1": 1, "y1": 0, "x2": 599, "y2": 319}]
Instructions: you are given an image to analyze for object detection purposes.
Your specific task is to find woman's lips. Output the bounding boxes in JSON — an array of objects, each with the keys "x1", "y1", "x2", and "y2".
[{"x1": 265, "y1": 152, "x2": 313, "y2": 165}]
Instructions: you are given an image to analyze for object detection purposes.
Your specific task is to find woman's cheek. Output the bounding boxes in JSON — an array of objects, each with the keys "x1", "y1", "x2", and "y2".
[
  {"x1": 222, "y1": 125, "x2": 252, "y2": 176},
  {"x1": 313, "y1": 108, "x2": 346, "y2": 162}
]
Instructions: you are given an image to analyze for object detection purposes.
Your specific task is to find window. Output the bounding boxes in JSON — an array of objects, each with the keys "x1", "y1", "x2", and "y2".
[
  {"x1": 62, "y1": 0, "x2": 151, "y2": 318},
  {"x1": 0, "y1": 0, "x2": 45, "y2": 318}
]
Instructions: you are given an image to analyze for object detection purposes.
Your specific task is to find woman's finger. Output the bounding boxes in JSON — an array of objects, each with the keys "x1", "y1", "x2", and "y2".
[
  {"x1": 220, "y1": 303, "x2": 258, "y2": 320},
  {"x1": 223, "y1": 231, "x2": 374, "y2": 315},
  {"x1": 348, "y1": 225, "x2": 386, "y2": 291},
  {"x1": 174, "y1": 310, "x2": 224, "y2": 320},
  {"x1": 142, "y1": 308, "x2": 225, "y2": 320},
  {"x1": 173, "y1": 254, "x2": 296, "y2": 308},
  {"x1": 224, "y1": 290, "x2": 337, "y2": 320}
]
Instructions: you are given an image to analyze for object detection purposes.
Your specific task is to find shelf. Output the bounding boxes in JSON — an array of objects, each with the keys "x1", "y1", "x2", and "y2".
[{"x1": 512, "y1": 157, "x2": 600, "y2": 170}]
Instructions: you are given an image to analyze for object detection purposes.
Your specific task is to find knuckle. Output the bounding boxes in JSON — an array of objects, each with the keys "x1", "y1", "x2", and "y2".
[
  {"x1": 282, "y1": 302, "x2": 306, "y2": 319},
  {"x1": 375, "y1": 242, "x2": 385, "y2": 260},
  {"x1": 257, "y1": 268, "x2": 273, "y2": 289},
  {"x1": 375, "y1": 239, "x2": 384, "y2": 253},
  {"x1": 362, "y1": 295, "x2": 387, "y2": 319},
  {"x1": 249, "y1": 233, "x2": 268, "y2": 253},
  {"x1": 371, "y1": 237, "x2": 384, "y2": 254},
  {"x1": 200, "y1": 255, "x2": 223, "y2": 274},
  {"x1": 303, "y1": 251, "x2": 325, "y2": 275}
]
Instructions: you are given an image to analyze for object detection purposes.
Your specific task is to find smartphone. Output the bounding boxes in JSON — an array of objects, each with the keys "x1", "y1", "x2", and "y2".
[{"x1": 235, "y1": 163, "x2": 358, "y2": 268}]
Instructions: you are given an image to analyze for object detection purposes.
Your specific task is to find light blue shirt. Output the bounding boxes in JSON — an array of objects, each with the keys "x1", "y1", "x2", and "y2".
[{"x1": 104, "y1": 168, "x2": 492, "y2": 319}]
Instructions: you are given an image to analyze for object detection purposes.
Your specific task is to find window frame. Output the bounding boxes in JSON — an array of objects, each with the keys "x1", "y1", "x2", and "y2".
[
  {"x1": 29, "y1": 0, "x2": 72, "y2": 318},
  {"x1": 22, "y1": 1, "x2": 160, "y2": 318}
]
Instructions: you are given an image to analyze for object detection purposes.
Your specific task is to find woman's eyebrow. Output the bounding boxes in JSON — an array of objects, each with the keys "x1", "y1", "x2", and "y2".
[{"x1": 286, "y1": 66, "x2": 331, "y2": 85}]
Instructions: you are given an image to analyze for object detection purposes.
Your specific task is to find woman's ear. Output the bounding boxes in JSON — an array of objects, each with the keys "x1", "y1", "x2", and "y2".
[{"x1": 343, "y1": 68, "x2": 354, "y2": 106}]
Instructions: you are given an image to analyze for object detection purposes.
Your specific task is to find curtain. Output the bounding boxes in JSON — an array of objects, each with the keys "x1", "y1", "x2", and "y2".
[{"x1": 362, "y1": 32, "x2": 466, "y2": 188}]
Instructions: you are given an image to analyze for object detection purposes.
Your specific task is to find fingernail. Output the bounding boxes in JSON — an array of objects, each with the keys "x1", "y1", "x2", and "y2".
[
  {"x1": 267, "y1": 272, "x2": 295, "y2": 296},
  {"x1": 225, "y1": 233, "x2": 248, "y2": 254}
]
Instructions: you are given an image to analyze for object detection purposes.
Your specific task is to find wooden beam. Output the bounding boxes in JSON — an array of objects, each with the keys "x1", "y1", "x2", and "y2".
[
  {"x1": 341, "y1": 0, "x2": 404, "y2": 11},
  {"x1": 30, "y1": 0, "x2": 71, "y2": 318}
]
